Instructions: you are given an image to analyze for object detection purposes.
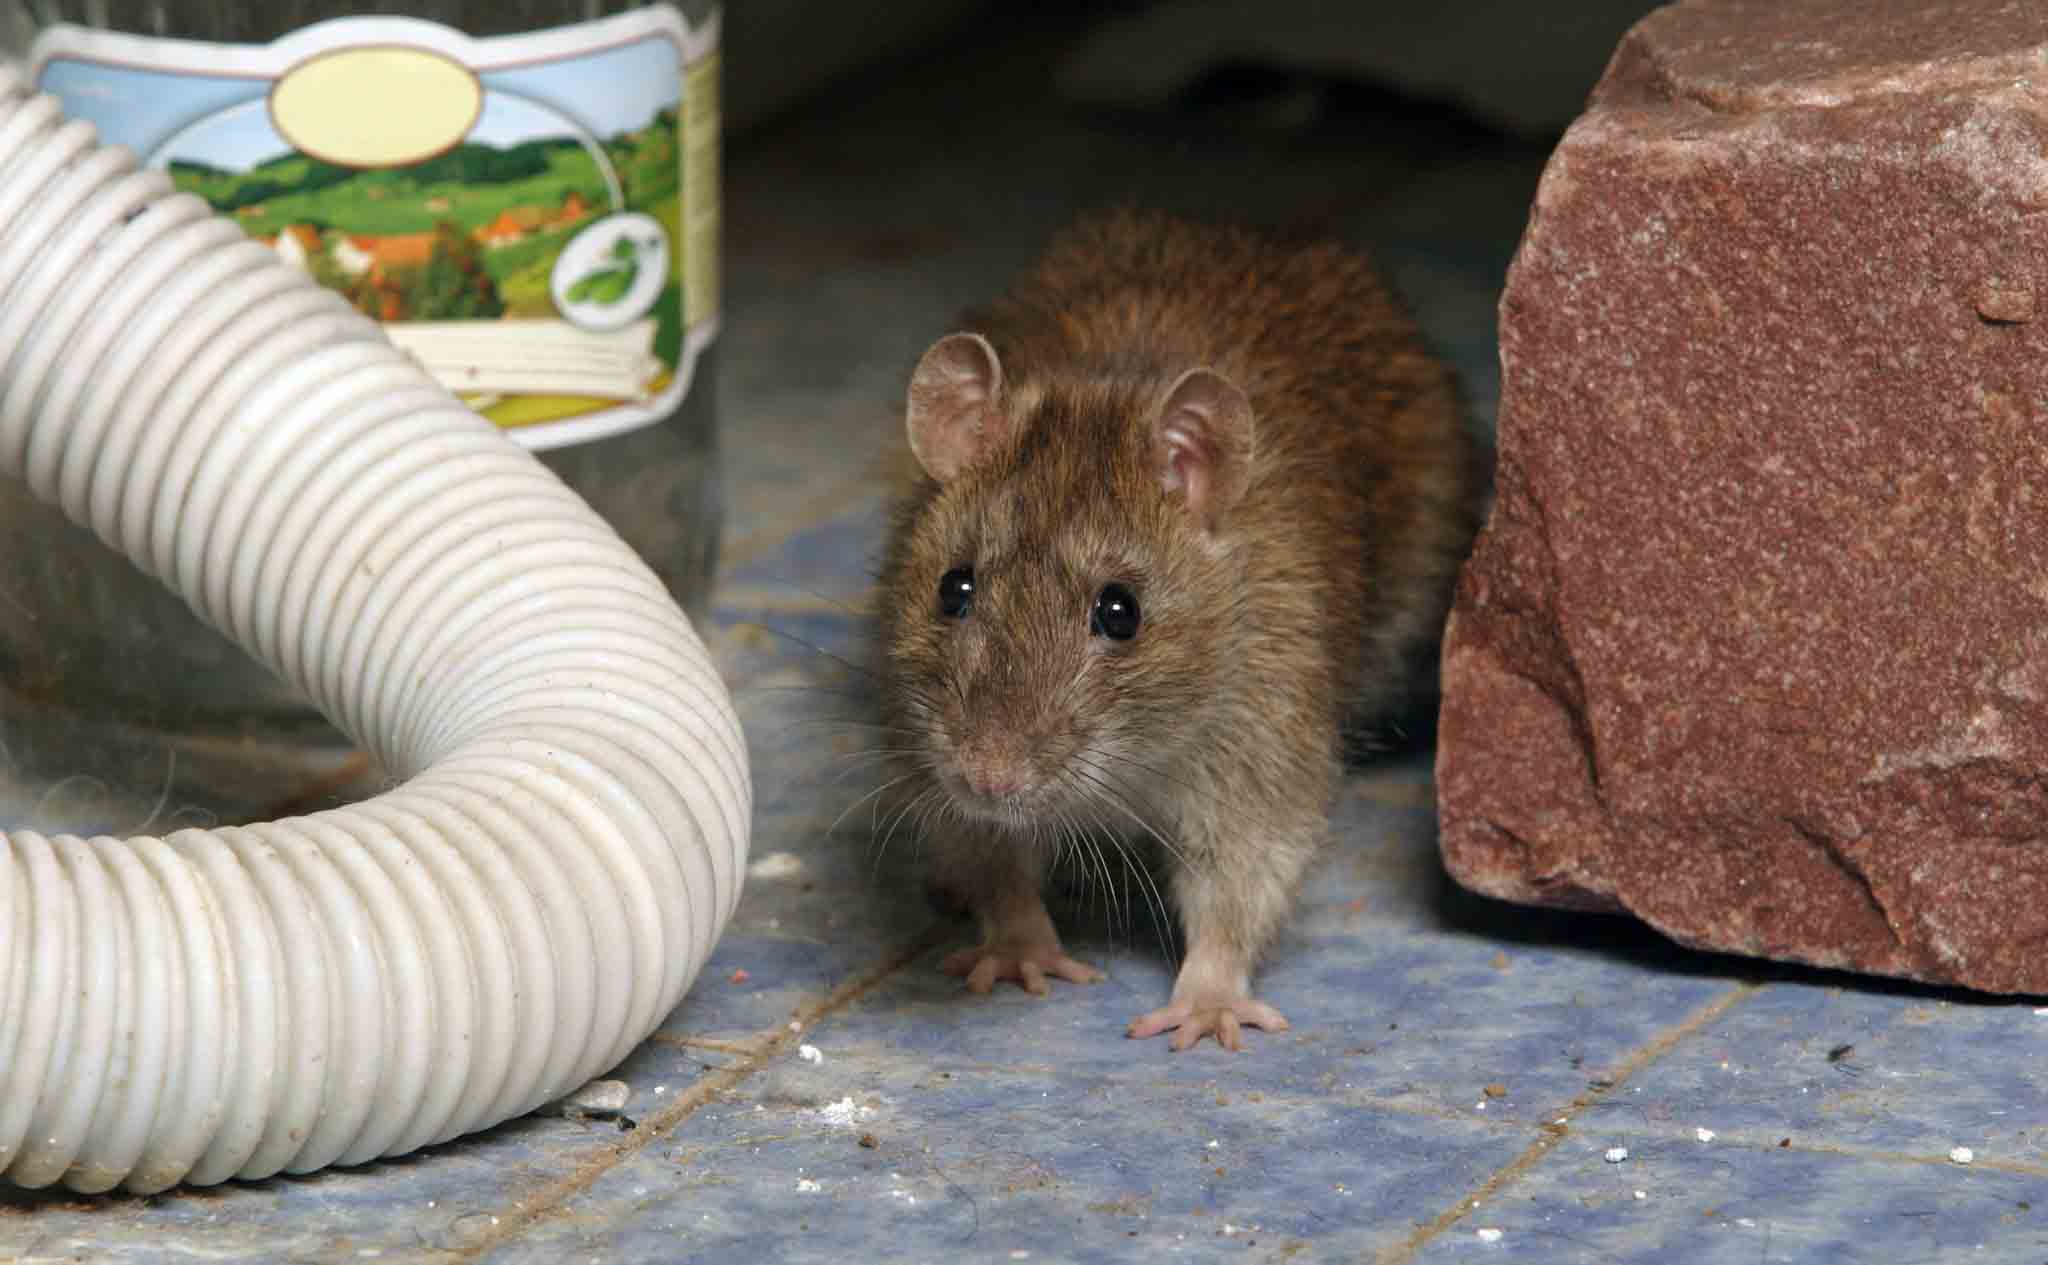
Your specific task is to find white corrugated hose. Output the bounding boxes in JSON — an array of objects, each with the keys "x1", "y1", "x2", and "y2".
[{"x1": 0, "y1": 64, "x2": 750, "y2": 1193}]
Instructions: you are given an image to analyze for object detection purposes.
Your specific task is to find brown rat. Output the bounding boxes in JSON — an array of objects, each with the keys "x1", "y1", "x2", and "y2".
[{"x1": 875, "y1": 210, "x2": 1486, "y2": 1051}]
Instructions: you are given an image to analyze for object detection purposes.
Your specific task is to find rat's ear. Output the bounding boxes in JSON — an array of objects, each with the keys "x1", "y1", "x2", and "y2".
[
  {"x1": 906, "y1": 332, "x2": 1007, "y2": 482},
  {"x1": 1152, "y1": 367, "x2": 1253, "y2": 529}
]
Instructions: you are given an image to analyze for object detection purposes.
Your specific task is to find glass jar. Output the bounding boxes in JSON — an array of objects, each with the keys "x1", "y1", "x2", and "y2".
[{"x1": 0, "y1": 1, "x2": 722, "y2": 821}]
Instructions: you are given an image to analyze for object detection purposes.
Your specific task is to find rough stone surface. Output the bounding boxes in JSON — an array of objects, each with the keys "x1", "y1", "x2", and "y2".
[{"x1": 1438, "y1": 0, "x2": 2048, "y2": 993}]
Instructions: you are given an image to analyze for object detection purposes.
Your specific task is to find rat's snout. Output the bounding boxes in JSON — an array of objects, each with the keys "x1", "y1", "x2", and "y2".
[
  {"x1": 952, "y1": 733, "x2": 1040, "y2": 801},
  {"x1": 933, "y1": 623, "x2": 1088, "y2": 812}
]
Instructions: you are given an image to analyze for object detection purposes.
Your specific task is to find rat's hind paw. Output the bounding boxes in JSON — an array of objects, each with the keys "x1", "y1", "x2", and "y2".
[
  {"x1": 940, "y1": 941, "x2": 1104, "y2": 996},
  {"x1": 1127, "y1": 995, "x2": 1289, "y2": 1052}
]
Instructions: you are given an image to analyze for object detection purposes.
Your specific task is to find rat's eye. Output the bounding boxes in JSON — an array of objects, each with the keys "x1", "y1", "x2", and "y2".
[
  {"x1": 937, "y1": 567, "x2": 975, "y2": 618},
  {"x1": 1091, "y1": 583, "x2": 1141, "y2": 641}
]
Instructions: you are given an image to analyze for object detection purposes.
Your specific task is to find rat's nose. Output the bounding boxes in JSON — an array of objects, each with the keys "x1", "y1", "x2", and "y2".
[
  {"x1": 967, "y1": 767, "x2": 1026, "y2": 798},
  {"x1": 956, "y1": 741, "x2": 1034, "y2": 800}
]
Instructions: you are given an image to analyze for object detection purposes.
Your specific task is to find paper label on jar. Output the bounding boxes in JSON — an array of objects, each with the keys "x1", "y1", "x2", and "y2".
[{"x1": 29, "y1": 7, "x2": 720, "y2": 451}]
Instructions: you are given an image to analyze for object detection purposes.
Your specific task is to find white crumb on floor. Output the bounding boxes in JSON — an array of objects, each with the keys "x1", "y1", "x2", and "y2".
[
  {"x1": 795, "y1": 1178, "x2": 820, "y2": 1193},
  {"x1": 798, "y1": 1044, "x2": 823, "y2": 1064},
  {"x1": 1950, "y1": 1146, "x2": 1975, "y2": 1165},
  {"x1": 748, "y1": 850, "x2": 806, "y2": 879},
  {"x1": 818, "y1": 1096, "x2": 875, "y2": 1128},
  {"x1": 1603, "y1": 1146, "x2": 1628, "y2": 1164},
  {"x1": 1476, "y1": 1228, "x2": 1504, "y2": 1243},
  {"x1": 1694, "y1": 1127, "x2": 1716, "y2": 1143},
  {"x1": 546, "y1": 1078, "x2": 629, "y2": 1119}
]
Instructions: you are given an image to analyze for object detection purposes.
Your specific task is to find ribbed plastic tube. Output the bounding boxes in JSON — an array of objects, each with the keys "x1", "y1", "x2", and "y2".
[{"x1": 0, "y1": 65, "x2": 750, "y2": 1193}]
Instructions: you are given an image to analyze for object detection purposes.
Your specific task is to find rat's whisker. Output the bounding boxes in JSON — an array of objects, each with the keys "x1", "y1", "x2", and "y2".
[
  {"x1": 1069, "y1": 782, "x2": 1174, "y2": 968},
  {"x1": 734, "y1": 683, "x2": 877, "y2": 700},
  {"x1": 832, "y1": 770, "x2": 922, "y2": 842},
  {"x1": 735, "y1": 622, "x2": 881, "y2": 682},
  {"x1": 1067, "y1": 762, "x2": 1190, "y2": 870},
  {"x1": 784, "y1": 716, "x2": 922, "y2": 734},
  {"x1": 1085, "y1": 746, "x2": 1220, "y2": 809},
  {"x1": 825, "y1": 746, "x2": 929, "y2": 779},
  {"x1": 1052, "y1": 796, "x2": 1120, "y2": 939},
  {"x1": 871, "y1": 781, "x2": 933, "y2": 866}
]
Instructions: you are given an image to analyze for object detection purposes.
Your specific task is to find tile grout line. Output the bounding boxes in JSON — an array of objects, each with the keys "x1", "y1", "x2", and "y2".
[
  {"x1": 1372, "y1": 981, "x2": 1765, "y2": 1265},
  {"x1": 1323, "y1": 1085, "x2": 2048, "y2": 1179},
  {"x1": 450, "y1": 921, "x2": 952, "y2": 1263},
  {"x1": 655, "y1": 1034, "x2": 764, "y2": 1057},
  {"x1": 1769, "y1": 1145, "x2": 2048, "y2": 1179}
]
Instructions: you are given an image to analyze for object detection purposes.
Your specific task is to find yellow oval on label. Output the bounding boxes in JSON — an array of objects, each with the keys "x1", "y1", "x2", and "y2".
[{"x1": 271, "y1": 46, "x2": 481, "y2": 169}]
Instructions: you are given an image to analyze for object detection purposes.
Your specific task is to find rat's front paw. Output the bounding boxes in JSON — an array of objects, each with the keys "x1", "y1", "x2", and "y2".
[
  {"x1": 940, "y1": 940, "x2": 1104, "y2": 996},
  {"x1": 1127, "y1": 994, "x2": 1288, "y2": 1052}
]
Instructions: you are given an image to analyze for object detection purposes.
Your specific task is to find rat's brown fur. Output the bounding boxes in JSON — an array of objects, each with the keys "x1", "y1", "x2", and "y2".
[{"x1": 876, "y1": 210, "x2": 1486, "y2": 1049}]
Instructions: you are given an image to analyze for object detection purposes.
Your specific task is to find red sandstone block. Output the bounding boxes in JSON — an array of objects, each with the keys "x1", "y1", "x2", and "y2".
[{"x1": 1437, "y1": 0, "x2": 2048, "y2": 992}]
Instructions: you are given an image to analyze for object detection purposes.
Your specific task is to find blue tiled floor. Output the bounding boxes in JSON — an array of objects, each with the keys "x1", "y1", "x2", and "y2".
[{"x1": 7, "y1": 10, "x2": 2048, "y2": 1264}]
